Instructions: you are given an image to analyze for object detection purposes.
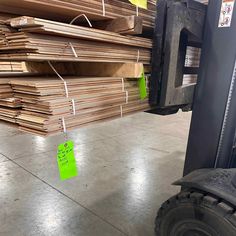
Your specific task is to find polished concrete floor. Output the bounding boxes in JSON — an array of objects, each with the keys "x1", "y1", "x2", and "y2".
[{"x1": 0, "y1": 111, "x2": 192, "y2": 236}]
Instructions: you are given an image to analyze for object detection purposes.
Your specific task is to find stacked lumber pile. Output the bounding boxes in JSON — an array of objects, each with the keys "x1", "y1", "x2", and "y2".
[
  {"x1": 10, "y1": 76, "x2": 149, "y2": 136},
  {"x1": 0, "y1": 0, "x2": 204, "y2": 134},
  {"x1": 0, "y1": 100, "x2": 21, "y2": 123},
  {"x1": 0, "y1": 13, "x2": 27, "y2": 73},
  {"x1": 0, "y1": 79, "x2": 14, "y2": 99},
  {"x1": 0, "y1": 0, "x2": 153, "y2": 135},
  {"x1": 0, "y1": 0, "x2": 156, "y2": 30},
  {"x1": 0, "y1": 78, "x2": 22, "y2": 123},
  {"x1": 0, "y1": 16, "x2": 152, "y2": 63}
]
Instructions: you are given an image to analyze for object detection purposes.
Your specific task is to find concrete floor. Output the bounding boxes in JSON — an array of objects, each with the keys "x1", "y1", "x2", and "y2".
[{"x1": 0, "y1": 111, "x2": 192, "y2": 236}]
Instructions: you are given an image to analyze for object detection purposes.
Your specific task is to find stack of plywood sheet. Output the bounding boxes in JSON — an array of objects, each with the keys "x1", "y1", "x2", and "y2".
[
  {"x1": 10, "y1": 76, "x2": 149, "y2": 136},
  {"x1": 0, "y1": 79, "x2": 14, "y2": 98},
  {"x1": 0, "y1": 78, "x2": 22, "y2": 123},
  {"x1": 0, "y1": 106, "x2": 21, "y2": 123},
  {"x1": 0, "y1": 0, "x2": 153, "y2": 135},
  {"x1": 0, "y1": 16, "x2": 152, "y2": 64},
  {"x1": 0, "y1": 14, "x2": 27, "y2": 74},
  {"x1": 0, "y1": 0, "x2": 156, "y2": 30}
]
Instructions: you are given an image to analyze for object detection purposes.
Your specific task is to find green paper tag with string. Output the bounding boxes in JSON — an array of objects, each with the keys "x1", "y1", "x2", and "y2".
[
  {"x1": 57, "y1": 140, "x2": 78, "y2": 181},
  {"x1": 129, "y1": 0, "x2": 147, "y2": 9},
  {"x1": 138, "y1": 69, "x2": 147, "y2": 100}
]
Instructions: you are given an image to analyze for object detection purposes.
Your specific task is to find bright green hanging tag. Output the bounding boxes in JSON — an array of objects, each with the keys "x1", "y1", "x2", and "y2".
[
  {"x1": 57, "y1": 140, "x2": 78, "y2": 181},
  {"x1": 129, "y1": 0, "x2": 147, "y2": 9},
  {"x1": 138, "y1": 70, "x2": 147, "y2": 100}
]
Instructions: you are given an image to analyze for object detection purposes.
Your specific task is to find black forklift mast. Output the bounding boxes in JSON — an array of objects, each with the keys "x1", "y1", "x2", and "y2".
[
  {"x1": 184, "y1": 0, "x2": 236, "y2": 174},
  {"x1": 151, "y1": 0, "x2": 236, "y2": 235},
  {"x1": 178, "y1": 0, "x2": 236, "y2": 209},
  {"x1": 150, "y1": 0, "x2": 236, "y2": 177}
]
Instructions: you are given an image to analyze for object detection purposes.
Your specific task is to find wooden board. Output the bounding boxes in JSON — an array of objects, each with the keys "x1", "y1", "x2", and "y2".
[
  {"x1": 89, "y1": 15, "x2": 143, "y2": 35},
  {"x1": 9, "y1": 16, "x2": 152, "y2": 48},
  {"x1": 0, "y1": 61, "x2": 25, "y2": 72}
]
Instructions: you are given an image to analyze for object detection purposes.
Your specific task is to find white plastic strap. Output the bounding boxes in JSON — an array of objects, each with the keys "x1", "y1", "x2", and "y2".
[
  {"x1": 120, "y1": 105, "x2": 123, "y2": 118},
  {"x1": 48, "y1": 61, "x2": 69, "y2": 98},
  {"x1": 61, "y1": 117, "x2": 67, "y2": 133},
  {"x1": 71, "y1": 99, "x2": 76, "y2": 115},
  {"x1": 64, "y1": 82, "x2": 69, "y2": 98},
  {"x1": 126, "y1": 91, "x2": 129, "y2": 104},
  {"x1": 137, "y1": 50, "x2": 140, "y2": 63},
  {"x1": 69, "y1": 42, "x2": 78, "y2": 58},
  {"x1": 70, "y1": 14, "x2": 93, "y2": 27},
  {"x1": 102, "y1": 0, "x2": 106, "y2": 16},
  {"x1": 121, "y1": 78, "x2": 125, "y2": 92},
  {"x1": 69, "y1": 14, "x2": 92, "y2": 58},
  {"x1": 136, "y1": 5, "x2": 139, "y2": 16}
]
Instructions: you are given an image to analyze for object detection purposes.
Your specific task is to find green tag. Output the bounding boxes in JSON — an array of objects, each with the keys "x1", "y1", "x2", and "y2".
[
  {"x1": 138, "y1": 70, "x2": 147, "y2": 100},
  {"x1": 57, "y1": 140, "x2": 78, "y2": 181},
  {"x1": 129, "y1": 0, "x2": 147, "y2": 9}
]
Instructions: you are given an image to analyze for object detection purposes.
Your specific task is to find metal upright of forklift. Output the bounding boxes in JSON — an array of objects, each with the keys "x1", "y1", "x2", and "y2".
[{"x1": 150, "y1": 0, "x2": 236, "y2": 235}]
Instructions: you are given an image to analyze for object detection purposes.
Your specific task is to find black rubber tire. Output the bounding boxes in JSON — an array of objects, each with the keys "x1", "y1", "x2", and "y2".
[{"x1": 155, "y1": 190, "x2": 236, "y2": 236}]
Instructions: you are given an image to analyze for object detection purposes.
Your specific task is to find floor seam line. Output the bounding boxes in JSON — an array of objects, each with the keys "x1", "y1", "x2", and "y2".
[
  {"x1": 0, "y1": 152, "x2": 15, "y2": 163},
  {"x1": 1, "y1": 153, "x2": 127, "y2": 236},
  {"x1": 9, "y1": 150, "x2": 54, "y2": 161}
]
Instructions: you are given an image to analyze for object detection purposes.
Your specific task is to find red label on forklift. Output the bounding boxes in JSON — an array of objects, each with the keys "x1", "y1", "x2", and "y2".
[{"x1": 219, "y1": 0, "x2": 235, "y2": 27}]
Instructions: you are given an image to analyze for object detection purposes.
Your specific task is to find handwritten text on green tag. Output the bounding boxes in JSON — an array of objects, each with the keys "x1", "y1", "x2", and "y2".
[{"x1": 57, "y1": 140, "x2": 78, "y2": 181}]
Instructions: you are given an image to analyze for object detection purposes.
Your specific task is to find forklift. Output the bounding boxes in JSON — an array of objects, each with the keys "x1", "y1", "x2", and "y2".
[{"x1": 150, "y1": 0, "x2": 236, "y2": 235}]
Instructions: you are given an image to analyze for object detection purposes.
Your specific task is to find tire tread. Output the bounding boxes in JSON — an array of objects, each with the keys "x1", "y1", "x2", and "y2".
[{"x1": 155, "y1": 189, "x2": 236, "y2": 235}]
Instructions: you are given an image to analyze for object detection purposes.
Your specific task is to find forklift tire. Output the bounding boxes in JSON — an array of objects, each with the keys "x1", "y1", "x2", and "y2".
[{"x1": 155, "y1": 190, "x2": 236, "y2": 236}]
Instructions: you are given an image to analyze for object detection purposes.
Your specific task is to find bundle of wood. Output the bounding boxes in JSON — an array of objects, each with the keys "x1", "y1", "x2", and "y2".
[
  {"x1": 0, "y1": 79, "x2": 14, "y2": 98},
  {"x1": 9, "y1": 17, "x2": 151, "y2": 47},
  {"x1": 0, "y1": 14, "x2": 27, "y2": 73},
  {"x1": 0, "y1": 97, "x2": 21, "y2": 108},
  {"x1": 0, "y1": 77, "x2": 22, "y2": 123},
  {"x1": 0, "y1": 96, "x2": 22, "y2": 123},
  {"x1": 0, "y1": 23, "x2": 15, "y2": 50},
  {"x1": 10, "y1": 76, "x2": 149, "y2": 135},
  {"x1": 0, "y1": 16, "x2": 152, "y2": 64},
  {"x1": 0, "y1": 0, "x2": 156, "y2": 30},
  {"x1": 0, "y1": 106, "x2": 21, "y2": 123}
]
